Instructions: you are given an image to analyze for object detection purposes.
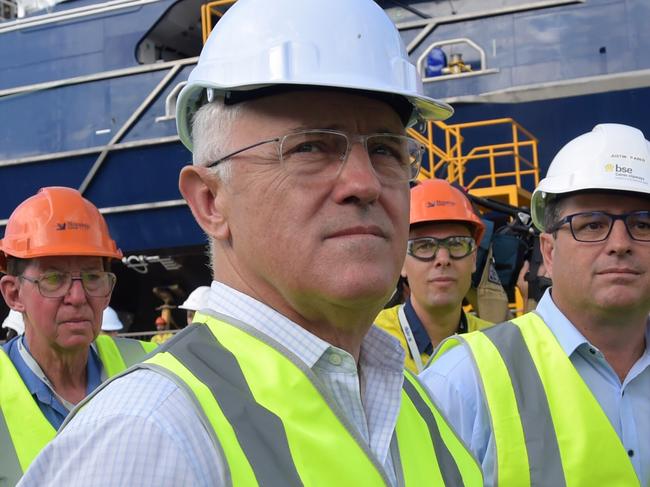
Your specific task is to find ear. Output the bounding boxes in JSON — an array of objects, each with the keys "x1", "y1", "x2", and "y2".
[
  {"x1": 539, "y1": 233, "x2": 555, "y2": 279},
  {"x1": 0, "y1": 275, "x2": 26, "y2": 312},
  {"x1": 470, "y1": 249, "x2": 478, "y2": 273},
  {"x1": 179, "y1": 165, "x2": 230, "y2": 241}
]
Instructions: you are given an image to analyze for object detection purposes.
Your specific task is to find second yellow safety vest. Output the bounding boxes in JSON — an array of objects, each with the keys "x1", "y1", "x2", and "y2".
[
  {"x1": 0, "y1": 336, "x2": 156, "y2": 485},
  {"x1": 375, "y1": 304, "x2": 491, "y2": 373},
  {"x1": 431, "y1": 312, "x2": 641, "y2": 487}
]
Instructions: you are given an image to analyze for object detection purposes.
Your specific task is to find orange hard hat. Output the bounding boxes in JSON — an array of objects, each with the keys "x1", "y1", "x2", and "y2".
[
  {"x1": 410, "y1": 179, "x2": 486, "y2": 244},
  {"x1": 0, "y1": 187, "x2": 122, "y2": 272}
]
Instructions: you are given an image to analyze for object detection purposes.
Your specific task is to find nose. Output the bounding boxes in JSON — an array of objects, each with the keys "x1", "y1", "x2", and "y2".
[
  {"x1": 433, "y1": 246, "x2": 452, "y2": 267},
  {"x1": 63, "y1": 278, "x2": 89, "y2": 305},
  {"x1": 331, "y1": 142, "x2": 382, "y2": 205},
  {"x1": 605, "y1": 219, "x2": 633, "y2": 255}
]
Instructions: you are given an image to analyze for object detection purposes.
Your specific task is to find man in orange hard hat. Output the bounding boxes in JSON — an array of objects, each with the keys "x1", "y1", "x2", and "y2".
[
  {"x1": 375, "y1": 179, "x2": 492, "y2": 372},
  {"x1": 0, "y1": 187, "x2": 156, "y2": 484}
]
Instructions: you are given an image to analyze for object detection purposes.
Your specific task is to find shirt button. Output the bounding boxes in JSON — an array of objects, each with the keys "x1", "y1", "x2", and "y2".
[
  {"x1": 628, "y1": 450, "x2": 634, "y2": 457},
  {"x1": 328, "y1": 354, "x2": 342, "y2": 366}
]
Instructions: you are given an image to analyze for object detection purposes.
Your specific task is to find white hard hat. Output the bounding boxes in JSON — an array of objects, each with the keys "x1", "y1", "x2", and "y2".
[
  {"x1": 2, "y1": 310, "x2": 24, "y2": 335},
  {"x1": 101, "y1": 306, "x2": 123, "y2": 332},
  {"x1": 176, "y1": 0, "x2": 453, "y2": 150},
  {"x1": 531, "y1": 123, "x2": 650, "y2": 230},
  {"x1": 179, "y1": 286, "x2": 211, "y2": 311}
]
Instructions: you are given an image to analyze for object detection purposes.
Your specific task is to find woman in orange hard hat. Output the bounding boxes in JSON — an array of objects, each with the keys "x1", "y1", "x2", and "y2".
[{"x1": 375, "y1": 179, "x2": 492, "y2": 373}]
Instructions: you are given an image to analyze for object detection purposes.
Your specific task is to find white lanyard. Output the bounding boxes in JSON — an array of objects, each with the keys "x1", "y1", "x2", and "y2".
[
  {"x1": 17, "y1": 338, "x2": 77, "y2": 412},
  {"x1": 397, "y1": 305, "x2": 425, "y2": 373}
]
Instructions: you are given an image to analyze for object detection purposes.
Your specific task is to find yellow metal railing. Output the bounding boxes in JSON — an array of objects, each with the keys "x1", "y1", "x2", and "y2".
[
  {"x1": 408, "y1": 118, "x2": 539, "y2": 193},
  {"x1": 201, "y1": 0, "x2": 236, "y2": 44}
]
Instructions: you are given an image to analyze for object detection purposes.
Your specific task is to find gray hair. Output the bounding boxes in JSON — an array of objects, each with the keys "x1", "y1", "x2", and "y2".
[
  {"x1": 190, "y1": 96, "x2": 249, "y2": 272},
  {"x1": 191, "y1": 96, "x2": 248, "y2": 182},
  {"x1": 543, "y1": 194, "x2": 567, "y2": 233}
]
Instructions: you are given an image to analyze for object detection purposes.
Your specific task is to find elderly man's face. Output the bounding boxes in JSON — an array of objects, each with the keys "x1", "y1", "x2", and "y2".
[
  {"x1": 1, "y1": 256, "x2": 109, "y2": 353},
  {"x1": 216, "y1": 91, "x2": 411, "y2": 322},
  {"x1": 541, "y1": 193, "x2": 650, "y2": 318}
]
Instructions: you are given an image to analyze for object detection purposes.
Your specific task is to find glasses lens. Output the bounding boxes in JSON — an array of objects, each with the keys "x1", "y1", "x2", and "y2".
[
  {"x1": 366, "y1": 135, "x2": 422, "y2": 182},
  {"x1": 280, "y1": 131, "x2": 347, "y2": 177},
  {"x1": 444, "y1": 236, "x2": 475, "y2": 258},
  {"x1": 408, "y1": 238, "x2": 438, "y2": 260},
  {"x1": 81, "y1": 271, "x2": 115, "y2": 297},
  {"x1": 627, "y1": 211, "x2": 650, "y2": 241},
  {"x1": 570, "y1": 212, "x2": 612, "y2": 242},
  {"x1": 38, "y1": 272, "x2": 70, "y2": 297}
]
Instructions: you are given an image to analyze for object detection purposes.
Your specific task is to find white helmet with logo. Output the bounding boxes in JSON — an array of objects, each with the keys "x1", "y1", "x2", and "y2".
[
  {"x1": 531, "y1": 123, "x2": 650, "y2": 230},
  {"x1": 179, "y1": 286, "x2": 210, "y2": 312},
  {"x1": 176, "y1": 0, "x2": 453, "y2": 150}
]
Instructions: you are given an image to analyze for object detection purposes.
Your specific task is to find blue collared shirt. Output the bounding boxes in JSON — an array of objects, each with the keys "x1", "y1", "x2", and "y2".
[
  {"x1": 420, "y1": 289, "x2": 650, "y2": 487},
  {"x1": 403, "y1": 298, "x2": 469, "y2": 356},
  {"x1": 3, "y1": 335, "x2": 103, "y2": 429}
]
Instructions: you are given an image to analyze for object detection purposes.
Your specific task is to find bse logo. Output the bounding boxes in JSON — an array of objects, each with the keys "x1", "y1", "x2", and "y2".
[{"x1": 605, "y1": 163, "x2": 633, "y2": 174}]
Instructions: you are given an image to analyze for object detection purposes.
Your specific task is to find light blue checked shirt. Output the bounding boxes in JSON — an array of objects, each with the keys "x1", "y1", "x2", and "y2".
[
  {"x1": 19, "y1": 281, "x2": 406, "y2": 486},
  {"x1": 420, "y1": 289, "x2": 650, "y2": 487}
]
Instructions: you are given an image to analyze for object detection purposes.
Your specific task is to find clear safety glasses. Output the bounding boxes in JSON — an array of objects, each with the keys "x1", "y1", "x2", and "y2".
[
  {"x1": 20, "y1": 271, "x2": 116, "y2": 298},
  {"x1": 206, "y1": 129, "x2": 424, "y2": 183}
]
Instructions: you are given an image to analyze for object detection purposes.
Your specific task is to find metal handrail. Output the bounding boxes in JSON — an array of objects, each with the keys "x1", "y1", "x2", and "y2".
[{"x1": 409, "y1": 118, "x2": 540, "y2": 202}]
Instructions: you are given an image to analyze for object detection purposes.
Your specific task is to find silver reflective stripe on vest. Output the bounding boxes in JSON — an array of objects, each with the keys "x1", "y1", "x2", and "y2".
[
  {"x1": 0, "y1": 409, "x2": 23, "y2": 486},
  {"x1": 111, "y1": 337, "x2": 150, "y2": 367},
  {"x1": 482, "y1": 323, "x2": 566, "y2": 487},
  {"x1": 167, "y1": 324, "x2": 303, "y2": 487},
  {"x1": 401, "y1": 378, "x2": 464, "y2": 487}
]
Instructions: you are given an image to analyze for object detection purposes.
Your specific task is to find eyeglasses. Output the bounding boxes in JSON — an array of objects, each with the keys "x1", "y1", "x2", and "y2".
[
  {"x1": 206, "y1": 129, "x2": 424, "y2": 183},
  {"x1": 20, "y1": 271, "x2": 116, "y2": 298},
  {"x1": 548, "y1": 211, "x2": 650, "y2": 242},
  {"x1": 407, "y1": 236, "x2": 477, "y2": 261}
]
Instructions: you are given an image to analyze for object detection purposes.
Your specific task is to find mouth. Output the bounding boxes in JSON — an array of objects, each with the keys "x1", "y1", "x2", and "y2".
[
  {"x1": 429, "y1": 277, "x2": 456, "y2": 283},
  {"x1": 326, "y1": 225, "x2": 386, "y2": 239},
  {"x1": 597, "y1": 268, "x2": 641, "y2": 276}
]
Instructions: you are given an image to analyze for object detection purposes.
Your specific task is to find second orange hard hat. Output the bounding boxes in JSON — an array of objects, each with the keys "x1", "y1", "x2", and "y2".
[
  {"x1": 410, "y1": 179, "x2": 486, "y2": 244},
  {"x1": 0, "y1": 187, "x2": 122, "y2": 272}
]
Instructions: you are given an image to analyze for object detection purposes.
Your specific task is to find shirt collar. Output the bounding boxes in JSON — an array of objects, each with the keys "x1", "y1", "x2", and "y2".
[
  {"x1": 535, "y1": 289, "x2": 592, "y2": 356},
  {"x1": 206, "y1": 281, "x2": 404, "y2": 371},
  {"x1": 536, "y1": 289, "x2": 650, "y2": 374},
  {"x1": 403, "y1": 298, "x2": 466, "y2": 355}
]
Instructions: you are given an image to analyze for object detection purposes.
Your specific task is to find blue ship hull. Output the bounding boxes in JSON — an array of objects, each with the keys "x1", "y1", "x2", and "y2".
[{"x1": 1, "y1": 0, "x2": 649, "y2": 327}]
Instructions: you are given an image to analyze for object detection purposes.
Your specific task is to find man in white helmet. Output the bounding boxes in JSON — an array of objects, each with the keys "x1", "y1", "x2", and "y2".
[
  {"x1": 21, "y1": 0, "x2": 483, "y2": 485},
  {"x1": 420, "y1": 123, "x2": 650, "y2": 486}
]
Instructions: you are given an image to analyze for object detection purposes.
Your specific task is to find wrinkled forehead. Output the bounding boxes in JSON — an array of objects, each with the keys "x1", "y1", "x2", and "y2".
[
  {"x1": 558, "y1": 191, "x2": 650, "y2": 216},
  {"x1": 409, "y1": 221, "x2": 473, "y2": 239},
  {"x1": 27, "y1": 255, "x2": 106, "y2": 273}
]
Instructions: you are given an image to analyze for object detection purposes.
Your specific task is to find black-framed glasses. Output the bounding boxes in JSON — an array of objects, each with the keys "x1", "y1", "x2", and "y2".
[
  {"x1": 548, "y1": 211, "x2": 650, "y2": 242},
  {"x1": 206, "y1": 129, "x2": 424, "y2": 183},
  {"x1": 407, "y1": 236, "x2": 477, "y2": 261},
  {"x1": 20, "y1": 271, "x2": 116, "y2": 298}
]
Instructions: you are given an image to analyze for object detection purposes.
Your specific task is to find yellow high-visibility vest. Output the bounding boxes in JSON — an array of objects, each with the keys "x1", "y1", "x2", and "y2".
[
  {"x1": 0, "y1": 336, "x2": 155, "y2": 485},
  {"x1": 135, "y1": 312, "x2": 483, "y2": 486},
  {"x1": 431, "y1": 312, "x2": 641, "y2": 487}
]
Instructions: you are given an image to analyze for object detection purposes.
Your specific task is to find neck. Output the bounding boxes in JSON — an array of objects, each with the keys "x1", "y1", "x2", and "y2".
[
  {"x1": 554, "y1": 297, "x2": 648, "y2": 382},
  {"x1": 411, "y1": 298, "x2": 462, "y2": 350},
  {"x1": 25, "y1": 335, "x2": 90, "y2": 405}
]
